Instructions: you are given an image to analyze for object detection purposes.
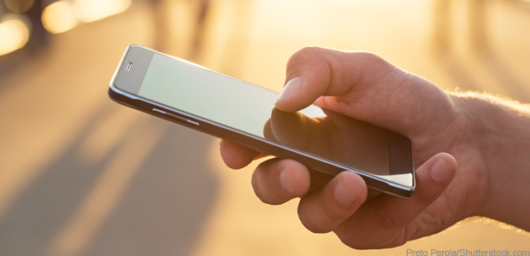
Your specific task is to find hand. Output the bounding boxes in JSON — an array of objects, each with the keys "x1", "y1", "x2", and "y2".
[{"x1": 220, "y1": 47, "x2": 490, "y2": 249}]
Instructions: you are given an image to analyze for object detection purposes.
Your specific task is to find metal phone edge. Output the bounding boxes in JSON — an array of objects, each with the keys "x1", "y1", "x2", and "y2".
[{"x1": 108, "y1": 45, "x2": 416, "y2": 198}]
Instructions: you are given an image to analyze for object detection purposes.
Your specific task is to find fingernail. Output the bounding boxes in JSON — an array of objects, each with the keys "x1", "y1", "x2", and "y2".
[
  {"x1": 277, "y1": 77, "x2": 302, "y2": 103},
  {"x1": 280, "y1": 168, "x2": 296, "y2": 195},
  {"x1": 431, "y1": 158, "x2": 453, "y2": 182},
  {"x1": 334, "y1": 176, "x2": 358, "y2": 206}
]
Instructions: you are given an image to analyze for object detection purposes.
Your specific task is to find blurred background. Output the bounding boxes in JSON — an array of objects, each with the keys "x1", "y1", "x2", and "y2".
[{"x1": 1, "y1": 0, "x2": 530, "y2": 255}]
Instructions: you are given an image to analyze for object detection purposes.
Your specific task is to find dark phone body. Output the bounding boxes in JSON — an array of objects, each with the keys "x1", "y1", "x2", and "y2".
[{"x1": 108, "y1": 45, "x2": 415, "y2": 198}]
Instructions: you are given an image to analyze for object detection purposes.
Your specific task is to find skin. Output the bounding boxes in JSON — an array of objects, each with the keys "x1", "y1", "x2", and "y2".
[{"x1": 219, "y1": 47, "x2": 530, "y2": 249}]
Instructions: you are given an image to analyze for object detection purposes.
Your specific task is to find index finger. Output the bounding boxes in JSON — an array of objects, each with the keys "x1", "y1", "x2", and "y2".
[{"x1": 219, "y1": 139, "x2": 264, "y2": 169}]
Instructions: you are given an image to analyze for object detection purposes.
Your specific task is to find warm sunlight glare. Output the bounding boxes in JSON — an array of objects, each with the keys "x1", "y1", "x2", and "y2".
[
  {"x1": 42, "y1": 1, "x2": 78, "y2": 34},
  {"x1": 73, "y1": 0, "x2": 132, "y2": 23},
  {"x1": 0, "y1": 17, "x2": 30, "y2": 56}
]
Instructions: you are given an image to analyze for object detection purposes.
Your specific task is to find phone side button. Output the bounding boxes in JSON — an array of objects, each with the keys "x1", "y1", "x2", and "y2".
[
  {"x1": 153, "y1": 108, "x2": 199, "y2": 126},
  {"x1": 185, "y1": 119, "x2": 200, "y2": 126},
  {"x1": 152, "y1": 108, "x2": 167, "y2": 115}
]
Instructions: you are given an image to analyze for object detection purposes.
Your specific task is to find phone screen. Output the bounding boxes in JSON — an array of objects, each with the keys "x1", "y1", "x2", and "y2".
[{"x1": 117, "y1": 49, "x2": 412, "y2": 187}]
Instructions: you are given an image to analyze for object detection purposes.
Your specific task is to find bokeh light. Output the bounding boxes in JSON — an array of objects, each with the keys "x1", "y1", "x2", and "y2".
[
  {"x1": 42, "y1": 1, "x2": 78, "y2": 34},
  {"x1": 73, "y1": 0, "x2": 132, "y2": 23},
  {"x1": 41, "y1": 0, "x2": 132, "y2": 34},
  {"x1": 0, "y1": 15, "x2": 31, "y2": 56}
]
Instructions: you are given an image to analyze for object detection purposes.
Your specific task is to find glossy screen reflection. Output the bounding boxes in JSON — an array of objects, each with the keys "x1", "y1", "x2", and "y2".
[
  {"x1": 265, "y1": 108, "x2": 389, "y2": 175},
  {"x1": 136, "y1": 52, "x2": 408, "y2": 184}
]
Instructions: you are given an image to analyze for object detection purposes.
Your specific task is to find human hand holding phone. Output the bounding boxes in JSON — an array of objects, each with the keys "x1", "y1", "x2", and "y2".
[
  {"x1": 219, "y1": 47, "x2": 489, "y2": 249},
  {"x1": 109, "y1": 45, "x2": 530, "y2": 247}
]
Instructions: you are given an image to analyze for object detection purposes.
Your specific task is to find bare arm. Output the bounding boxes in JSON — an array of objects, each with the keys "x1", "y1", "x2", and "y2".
[{"x1": 455, "y1": 93, "x2": 530, "y2": 230}]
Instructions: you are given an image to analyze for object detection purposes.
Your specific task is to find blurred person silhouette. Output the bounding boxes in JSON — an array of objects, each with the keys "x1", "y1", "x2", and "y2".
[{"x1": 218, "y1": 47, "x2": 530, "y2": 249}]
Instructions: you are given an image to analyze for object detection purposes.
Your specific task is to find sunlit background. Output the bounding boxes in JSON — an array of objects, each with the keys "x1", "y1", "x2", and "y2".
[{"x1": 1, "y1": 0, "x2": 530, "y2": 255}]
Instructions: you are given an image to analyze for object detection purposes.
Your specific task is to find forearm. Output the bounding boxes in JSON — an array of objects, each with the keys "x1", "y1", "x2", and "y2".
[{"x1": 457, "y1": 93, "x2": 530, "y2": 230}]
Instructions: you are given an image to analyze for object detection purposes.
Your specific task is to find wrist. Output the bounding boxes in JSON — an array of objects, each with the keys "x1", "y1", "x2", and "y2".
[{"x1": 453, "y1": 93, "x2": 530, "y2": 230}]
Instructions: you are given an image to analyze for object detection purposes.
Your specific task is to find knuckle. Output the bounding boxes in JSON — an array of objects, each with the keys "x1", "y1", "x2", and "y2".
[
  {"x1": 297, "y1": 207, "x2": 329, "y2": 234},
  {"x1": 287, "y1": 47, "x2": 326, "y2": 70},
  {"x1": 322, "y1": 194, "x2": 357, "y2": 221},
  {"x1": 378, "y1": 205, "x2": 408, "y2": 230},
  {"x1": 356, "y1": 51, "x2": 380, "y2": 60},
  {"x1": 251, "y1": 161, "x2": 286, "y2": 205},
  {"x1": 354, "y1": 51, "x2": 392, "y2": 74},
  {"x1": 413, "y1": 186, "x2": 439, "y2": 205},
  {"x1": 252, "y1": 158, "x2": 294, "y2": 205},
  {"x1": 295, "y1": 46, "x2": 325, "y2": 59},
  {"x1": 388, "y1": 230, "x2": 409, "y2": 248},
  {"x1": 354, "y1": 51, "x2": 384, "y2": 64},
  {"x1": 325, "y1": 205, "x2": 347, "y2": 221},
  {"x1": 334, "y1": 230, "x2": 367, "y2": 250},
  {"x1": 273, "y1": 158, "x2": 289, "y2": 172},
  {"x1": 255, "y1": 189, "x2": 288, "y2": 205},
  {"x1": 251, "y1": 168, "x2": 267, "y2": 203},
  {"x1": 297, "y1": 197, "x2": 337, "y2": 233}
]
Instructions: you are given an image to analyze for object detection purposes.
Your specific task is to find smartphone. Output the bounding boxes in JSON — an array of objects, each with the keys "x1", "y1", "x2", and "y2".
[{"x1": 108, "y1": 45, "x2": 415, "y2": 198}]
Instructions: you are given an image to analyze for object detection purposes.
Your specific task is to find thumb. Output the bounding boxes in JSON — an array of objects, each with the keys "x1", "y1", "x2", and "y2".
[
  {"x1": 275, "y1": 46, "x2": 458, "y2": 137},
  {"x1": 276, "y1": 47, "x2": 377, "y2": 113}
]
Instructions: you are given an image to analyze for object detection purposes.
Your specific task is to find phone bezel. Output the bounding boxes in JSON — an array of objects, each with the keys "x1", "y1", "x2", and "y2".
[{"x1": 108, "y1": 45, "x2": 415, "y2": 198}]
